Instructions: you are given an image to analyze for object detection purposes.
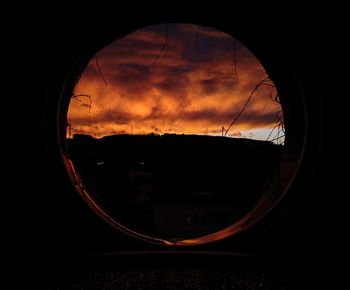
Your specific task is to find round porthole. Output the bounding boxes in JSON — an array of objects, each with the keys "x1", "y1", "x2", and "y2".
[{"x1": 58, "y1": 23, "x2": 305, "y2": 245}]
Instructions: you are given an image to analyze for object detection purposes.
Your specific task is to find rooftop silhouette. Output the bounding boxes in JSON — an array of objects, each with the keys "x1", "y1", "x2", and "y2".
[{"x1": 68, "y1": 133, "x2": 282, "y2": 237}]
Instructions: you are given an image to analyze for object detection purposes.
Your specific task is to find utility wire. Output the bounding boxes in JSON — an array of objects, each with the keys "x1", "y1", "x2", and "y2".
[
  {"x1": 151, "y1": 24, "x2": 169, "y2": 65},
  {"x1": 225, "y1": 76, "x2": 270, "y2": 136},
  {"x1": 95, "y1": 54, "x2": 108, "y2": 87}
]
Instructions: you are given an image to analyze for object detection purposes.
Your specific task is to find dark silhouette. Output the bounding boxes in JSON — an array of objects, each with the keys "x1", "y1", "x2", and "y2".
[{"x1": 68, "y1": 133, "x2": 282, "y2": 237}]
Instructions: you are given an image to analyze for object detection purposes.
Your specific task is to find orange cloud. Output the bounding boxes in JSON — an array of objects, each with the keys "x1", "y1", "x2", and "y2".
[{"x1": 68, "y1": 23, "x2": 281, "y2": 140}]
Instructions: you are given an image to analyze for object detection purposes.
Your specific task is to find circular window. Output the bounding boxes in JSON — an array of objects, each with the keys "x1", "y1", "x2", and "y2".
[{"x1": 59, "y1": 23, "x2": 304, "y2": 245}]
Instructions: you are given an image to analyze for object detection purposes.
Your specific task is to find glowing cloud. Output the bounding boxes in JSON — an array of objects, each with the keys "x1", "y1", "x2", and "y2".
[{"x1": 68, "y1": 23, "x2": 282, "y2": 140}]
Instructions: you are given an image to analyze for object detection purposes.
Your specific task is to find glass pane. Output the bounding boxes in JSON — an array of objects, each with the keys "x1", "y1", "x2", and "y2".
[{"x1": 64, "y1": 23, "x2": 292, "y2": 243}]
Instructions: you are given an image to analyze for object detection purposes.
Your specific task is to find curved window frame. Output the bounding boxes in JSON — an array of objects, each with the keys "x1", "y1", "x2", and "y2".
[{"x1": 57, "y1": 23, "x2": 308, "y2": 246}]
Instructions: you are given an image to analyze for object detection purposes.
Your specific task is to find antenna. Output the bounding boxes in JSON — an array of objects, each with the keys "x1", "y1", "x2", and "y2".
[{"x1": 66, "y1": 123, "x2": 72, "y2": 138}]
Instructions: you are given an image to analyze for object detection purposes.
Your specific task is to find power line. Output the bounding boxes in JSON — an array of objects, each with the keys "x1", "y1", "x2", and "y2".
[
  {"x1": 233, "y1": 38, "x2": 238, "y2": 75},
  {"x1": 95, "y1": 54, "x2": 108, "y2": 87},
  {"x1": 224, "y1": 76, "x2": 270, "y2": 136},
  {"x1": 151, "y1": 23, "x2": 169, "y2": 66}
]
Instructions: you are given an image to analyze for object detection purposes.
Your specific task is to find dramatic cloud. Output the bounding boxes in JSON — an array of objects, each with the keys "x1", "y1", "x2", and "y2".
[{"x1": 68, "y1": 23, "x2": 282, "y2": 140}]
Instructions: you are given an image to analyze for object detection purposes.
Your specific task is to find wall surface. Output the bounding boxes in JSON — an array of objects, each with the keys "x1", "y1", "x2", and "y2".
[{"x1": 1, "y1": 6, "x2": 347, "y2": 289}]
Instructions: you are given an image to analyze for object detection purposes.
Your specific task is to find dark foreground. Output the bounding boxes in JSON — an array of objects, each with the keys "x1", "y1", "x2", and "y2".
[{"x1": 68, "y1": 134, "x2": 282, "y2": 237}]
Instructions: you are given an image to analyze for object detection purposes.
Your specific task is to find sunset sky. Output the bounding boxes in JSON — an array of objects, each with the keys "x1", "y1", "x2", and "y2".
[{"x1": 67, "y1": 23, "x2": 282, "y2": 141}]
